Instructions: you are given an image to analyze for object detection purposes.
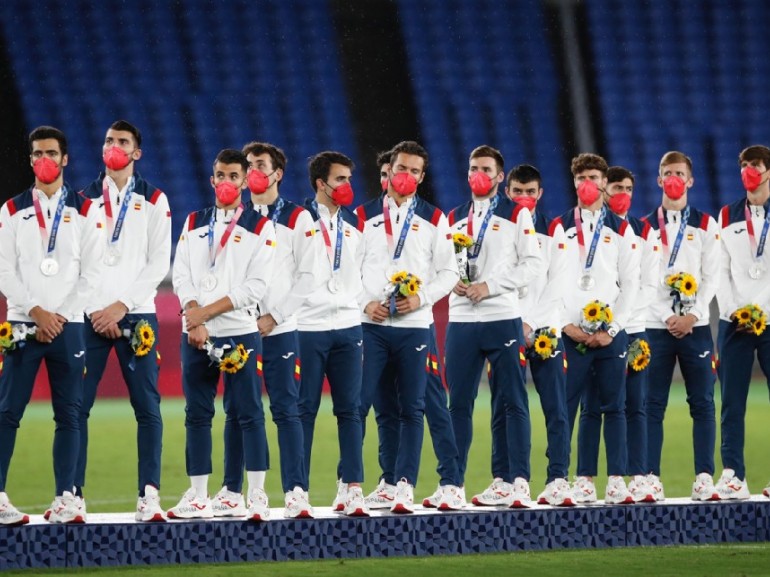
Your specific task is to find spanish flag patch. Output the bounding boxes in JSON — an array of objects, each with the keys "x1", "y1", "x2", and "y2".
[
  {"x1": 558, "y1": 243, "x2": 565, "y2": 250},
  {"x1": 294, "y1": 358, "x2": 301, "y2": 380},
  {"x1": 234, "y1": 234, "x2": 242, "y2": 243},
  {"x1": 603, "y1": 236, "x2": 611, "y2": 243},
  {"x1": 524, "y1": 228, "x2": 533, "y2": 235},
  {"x1": 97, "y1": 222, "x2": 103, "y2": 228},
  {"x1": 134, "y1": 202, "x2": 142, "y2": 211},
  {"x1": 256, "y1": 355, "x2": 263, "y2": 376},
  {"x1": 519, "y1": 346, "x2": 526, "y2": 367},
  {"x1": 411, "y1": 223, "x2": 419, "y2": 231},
  {"x1": 63, "y1": 213, "x2": 71, "y2": 223},
  {"x1": 687, "y1": 233, "x2": 694, "y2": 240},
  {"x1": 305, "y1": 229, "x2": 315, "y2": 237},
  {"x1": 344, "y1": 228, "x2": 351, "y2": 237},
  {"x1": 492, "y1": 223, "x2": 500, "y2": 231},
  {"x1": 266, "y1": 239, "x2": 274, "y2": 247},
  {"x1": 653, "y1": 245, "x2": 659, "y2": 251}
]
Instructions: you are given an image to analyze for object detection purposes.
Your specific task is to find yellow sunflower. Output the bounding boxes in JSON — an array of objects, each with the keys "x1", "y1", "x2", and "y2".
[
  {"x1": 639, "y1": 340, "x2": 651, "y2": 356},
  {"x1": 583, "y1": 302, "x2": 600, "y2": 322},
  {"x1": 220, "y1": 358, "x2": 239, "y2": 374},
  {"x1": 603, "y1": 306, "x2": 614, "y2": 324},
  {"x1": 631, "y1": 354, "x2": 650, "y2": 372},
  {"x1": 679, "y1": 273, "x2": 698, "y2": 297},
  {"x1": 452, "y1": 233, "x2": 473, "y2": 248},
  {"x1": 737, "y1": 308, "x2": 752, "y2": 322},
  {"x1": 140, "y1": 327, "x2": 155, "y2": 346},
  {"x1": 391, "y1": 271, "x2": 408, "y2": 284},
  {"x1": 136, "y1": 343, "x2": 151, "y2": 357},
  {"x1": 236, "y1": 344, "x2": 249, "y2": 362},
  {"x1": 533, "y1": 335, "x2": 553, "y2": 359},
  {"x1": 665, "y1": 273, "x2": 680, "y2": 287},
  {"x1": 754, "y1": 319, "x2": 766, "y2": 336},
  {"x1": 0, "y1": 322, "x2": 10, "y2": 339}
]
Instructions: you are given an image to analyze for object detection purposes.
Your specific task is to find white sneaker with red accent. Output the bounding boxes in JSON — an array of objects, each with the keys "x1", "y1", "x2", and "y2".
[
  {"x1": 691, "y1": 473, "x2": 720, "y2": 501},
  {"x1": 344, "y1": 486, "x2": 370, "y2": 517},
  {"x1": 136, "y1": 485, "x2": 166, "y2": 522},
  {"x1": 284, "y1": 487, "x2": 314, "y2": 519},
  {"x1": 604, "y1": 476, "x2": 634, "y2": 505},
  {"x1": 364, "y1": 479, "x2": 397, "y2": 510},
  {"x1": 437, "y1": 485, "x2": 466, "y2": 511},
  {"x1": 628, "y1": 475, "x2": 655, "y2": 503},
  {"x1": 332, "y1": 480, "x2": 348, "y2": 512},
  {"x1": 471, "y1": 478, "x2": 514, "y2": 506},
  {"x1": 572, "y1": 476, "x2": 597, "y2": 504},
  {"x1": 536, "y1": 478, "x2": 575, "y2": 506},
  {"x1": 48, "y1": 491, "x2": 87, "y2": 524},
  {"x1": 246, "y1": 488, "x2": 270, "y2": 522},
  {"x1": 715, "y1": 469, "x2": 751, "y2": 500},
  {"x1": 509, "y1": 477, "x2": 532, "y2": 509},
  {"x1": 211, "y1": 487, "x2": 247, "y2": 517},
  {"x1": 167, "y1": 488, "x2": 213, "y2": 519},
  {"x1": 0, "y1": 492, "x2": 29, "y2": 526},
  {"x1": 422, "y1": 484, "x2": 442, "y2": 508},
  {"x1": 390, "y1": 479, "x2": 414, "y2": 514},
  {"x1": 645, "y1": 474, "x2": 665, "y2": 501}
]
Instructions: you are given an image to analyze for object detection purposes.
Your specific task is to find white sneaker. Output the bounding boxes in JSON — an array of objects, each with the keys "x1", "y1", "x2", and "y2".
[
  {"x1": 715, "y1": 469, "x2": 751, "y2": 500},
  {"x1": 135, "y1": 485, "x2": 166, "y2": 522},
  {"x1": 604, "y1": 476, "x2": 634, "y2": 505},
  {"x1": 422, "y1": 484, "x2": 442, "y2": 508},
  {"x1": 536, "y1": 478, "x2": 575, "y2": 506},
  {"x1": 509, "y1": 477, "x2": 532, "y2": 509},
  {"x1": 691, "y1": 472, "x2": 720, "y2": 501},
  {"x1": 572, "y1": 476, "x2": 597, "y2": 504},
  {"x1": 48, "y1": 491, "x2": 86, "y2": 524},
  {"x1": 45, "y1": 494, "x2": 85, "y2": 521},
  {"x1": 437, "y1": 485, "x2": 466, "y2": 511},
  {"x1": 343, "y1": 486, "x2": 370, "y2": 517},
  {"x1": 211, "y1": 487, "x2": 247, "y2": 517},
  {"x1": 763, "y1": 481, "x2": 770, "y2": 498},
  {"x1": 364, "y1": 479, "x2": 397, "y2": 510},
  {"x1": 284, "y1": 487, "x2": 314, "y2": 519},
  {"x1": 628, "y1": 475, "x2": 655, "y2": 503},
  {"x1": 247, "y1": 488, "x2": 270, "y2": 522},
  {"x1": 390, "y1": 478, "x2": 414, "y2": 514},
  {"x1": 332, "y1": 479, "x2": 348, "y2": 512},
  {"x1": 0, "y1": 492, "x2": 29, "y2": 526},
  {"x1": 471, "y1": 478, "x2": 514, "y2": 506},
  {"x1": 646, "y1": 474, "x2": 665, "y2": 501},
  {"x1": 167, "y1": 488, "x2": 213, "y2": 519}
]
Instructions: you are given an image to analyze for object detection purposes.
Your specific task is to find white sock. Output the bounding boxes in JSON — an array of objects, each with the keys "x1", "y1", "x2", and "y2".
[
  {"x1": 190, "y1": 475, "x2": 208, "y2": 499},
  {"x1": 247, "y1": 471, "x2": 266, "y2": 492}
]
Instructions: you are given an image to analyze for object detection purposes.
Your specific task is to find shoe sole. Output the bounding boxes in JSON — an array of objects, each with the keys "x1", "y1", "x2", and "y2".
[
  {"x1": 365, "y1": 503, "x2": 394, "y2": 510},
  {"x1": 43, "y1": 510, "x2": 51, "y2": 521},
  {"x1": 634, "y1": 494, "x2": 656, "y2": 503},
  {"x1": 0, "y1": 516, "x2": 30, "y2": 526},
  {"x1": 390, "y1": 504, "x2": 413, "y2": 514},
  {"x1": 554, "y1": 497, "x2": 576, "y2": 507},
  {"x1": 248, "y1": 513, "x2": 268, "y2": 522},
  {"x1": 212, "y1": 512, "x2": 247, "y2": 518},
  {"x1": 285, "y1": 510, "x2": 314, "y2": 519},
  {"x1": 334, "y1": 504, "x2": 345, "y2": 512},
  {"x1": 509, "y1": 500, "x2": 532, "y2": 509},
  {"x1": 136, "y1": 513, "x2": 166, "y2": 522},
  {"x1": 437, "y1": 503, "x2": 464, "y2": 511},
  {"x1": 422, "y1": 500, "x2": 437, "y2": 508},
  {"x1": 345, "y1": 508, "x2": 370, "y2": 517},
  {"x1": 606, "y1": 496, "x2": 635, "y2": 505},
  {"x1": 167, "y1": 511, "x2": 214, "y2": 520},
  {"x1": 50, "y1": 515, "x2": 86, "y2": 524},
  {"x1": 692, "y1": 494, "x2": 721, "y2": 501}
]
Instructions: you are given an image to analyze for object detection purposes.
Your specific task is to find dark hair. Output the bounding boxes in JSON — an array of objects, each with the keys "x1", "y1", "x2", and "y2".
[
  {"x1": 29, "y1": 126, "x2": 67, "y2": 156},
  {"x1": 739, "y1": 145, "x2": 770, "y2": 169},
  {"x1": 506, "y1": 164, "x2": 542, "y2": 187},
  {"x1": 571, "y1": 153, "x2": 608, "y2": 176},
  {"x1": 469, "y1": 145, "x2": 504, "y2": 173},
  {"x1": 376, "y1": 150, "x2": 392, "y2": 168},
  {"x1": 242, "y1": 141, "x2": 287, "y2": 173},
  {"x1": 213, "y1": 148, "x2": 248, "y2": 173},
  {"x1": 389, "y1": 140, "x2": 429, "y2": 171},
  {"x1": 109, "y1": 120, "x2": 142, "y2": 147},
  {"x1": 606, "y1": 165, "x2": 635, "y2": 185},
  {"x1": 308, "y1": 151, "x2": 354, "y2": 190}
]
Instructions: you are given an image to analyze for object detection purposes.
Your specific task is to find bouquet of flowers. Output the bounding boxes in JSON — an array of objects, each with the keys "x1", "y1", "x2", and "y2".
[
  {"x1": 122, "y1": 319, "x2": 155, "y2": 357},
  {"x1": 0, "y1": 322, "x2": 37, "y2": 354},
  {"x1": 384, "y1": 270, "x2": 422, "y2": 315},
  {"x1": 528, "y1": 327, "x2": 559, "y2": 360},
  {"x1": 665, "y1": 272, "x2": 697, "y2": 316},
  {"x1": 204, "y1": 339, "x2": 251, "y2": 374},
  {"x1": 576, "y1": 300, "x2": 614, "y2": 353},
  {"x1": 734, "y1": 304, "x2": 767, "y2": 336},
  {"x1": 627, "y1": 337, "x2": 651, "y2": 372},
  {"x1": 452, "y1": 232, "x2": 474, "y2": 284}
]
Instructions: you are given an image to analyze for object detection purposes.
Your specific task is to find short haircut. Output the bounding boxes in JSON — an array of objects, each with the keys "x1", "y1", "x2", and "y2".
[
  {"x1": 739, "y1": 145, "x2": 770, "y2": 169},
  {"x1": 659, "y1": 151, "x2": 692, "y2": 175},
  {"x1": 109, "y1": 120, "x2": 142, "y2": 147},
  {"x1": 469, "y1": 145, "x2": 504, "y2": 173},
  {"x1": 389, "y1": 140, "x2": 429, "y2": 171},
  {"x1": 570, "y1": 153, "x2": 608, "y2": 176},
  {"x1": 308, "y1": 151, "x2": 355, "y2": 190},
  {"x1": 376, "y1": 150, "x2": 392, "y2": 168},
  {"x1": 606, "y1": 166, "x2": 635, "y2": 185},
  {"x1": 506, "y1": 164, "x2": 542, "y2": 187},
  {"x1": 29, "y1": 125, "x2": 67, "y2": 156},
  {"x1": 242, "y1": 141, "x2": 287, "y2": 172},
  {"x1": 213, "y1": 148, "x2": 248, "y2": 173}
]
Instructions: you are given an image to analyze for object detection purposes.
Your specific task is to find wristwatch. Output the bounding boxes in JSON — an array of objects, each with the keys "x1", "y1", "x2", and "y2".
[{"x1": 607, "y1": 322, "x2": 619, "y2": 338}]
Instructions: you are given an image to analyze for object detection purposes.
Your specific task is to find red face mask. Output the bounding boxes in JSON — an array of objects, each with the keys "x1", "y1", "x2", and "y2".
[
  {"x1": 380, "y1": 178, "x2": 388, "y2": 192},
  {"x1": 390, "y1": 173, "x2": 418, "y2": 196},
  {"x1": 33, "y1": 157, "x2": 61, "y2": 184},
  {"x1": 328, "y1": 182, "x2": 354, "y2": 206},
  {"x1": 512, "y1": 195, "x2": 537, "y2": 210},
  {"x1": 468, "y1": 171, "x2": 494, "y2": 196},
  {"x1": 607, "y1": 192, "x2": 632, "y2": 215},
  {"x1": 103, "y1": 146, "x2": 131, "y2": 171},
  {"x1": 576, "y1": 179, "x2": 600, "y2": 205},
  {"x1": 247, "y1": 170, "x2": 270, "y2": 194},
  {"x1": 215, "y1": 181, "x2": 241, "y2": 205},
  {"x1": 662, "y1": 175, "x2": 686, "y2": 200},
  {"x1": 741, "y1": 166, "x2": 764, "y2": 192}
]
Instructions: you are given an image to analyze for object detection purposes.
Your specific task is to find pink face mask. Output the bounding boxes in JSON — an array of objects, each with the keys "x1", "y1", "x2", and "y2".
[
  {"x1": 380, "y1": 178, "x2": 388, "y2": 192},
  {"x1": 607, "y1": 192, "x2": 632, "y2": 215},
  {"x1": 247, "y1": 170, "x2": 270, "y2": 194},
  {"x1": 576, "y1": 179, "x2": 600, "y2": 205},
  {"x1": 215, "y1": 181, "x2": 241, "y2": 205},
  {"x1": 741, "y1": 166, "x2": 764, "y2": 192},
  {"x1": 390, "y1": 173, "x2": 418, "y2": 196},
  {"x1": 103, "y1": 146, "x2": 131, "y2": 171},
  {"x1": 329, "y1": 182, "x2": 354, "y2": 206},
  {"x1": 512, "y1": 195, "x2": 537, "y2": 210},
  {"x1": 33, "y1": 157, "x2": 61, "y2": 184},
  {"x1": 662, "y1": 175, "x2": 686, "y2": 200},
  {"x1": 468, "y1": 171, "x2": 494, "y2": 196}
]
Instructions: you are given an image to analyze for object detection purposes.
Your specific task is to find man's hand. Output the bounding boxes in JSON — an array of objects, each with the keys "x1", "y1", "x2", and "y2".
[
  {"x1": 395, "y1": 294, "x2": 421, "y2": 314},
  {"x1": 364, "y1": 301, "x2": 390, "y2": 323},
  {"x1": 666, "y1": 313, "x2": 697, "y2": 339},
  {"x1": 453, "y1": 281, "x2": 469, "y2": 297},
  {"x1": 258, "y1": 314, "x2": 277, "y2": 337},
  {"x1": 188, "y1": 324, "x2": 209, "y2": 349},
  {"x1": 523, "y1": 322, "x2": 533, "y2": 347},
  {"x1": 29, "y1": 306, "x2": 65, "y2": 342},
  {"x1": 465, "y1": 282, "x2": 490, "y2": 304},
  {"x1": 90, "y1": 301, "x2": 128, "y2": 334},
  {"x1": 184, "y1": 306, "x2": 210, "y2": 331},
  {"x1": 584, "y1": 331, "x2": 612, "y2": 348},
  {"x1": 562, "y1": 323, "x2": 589, "y2": 344}
]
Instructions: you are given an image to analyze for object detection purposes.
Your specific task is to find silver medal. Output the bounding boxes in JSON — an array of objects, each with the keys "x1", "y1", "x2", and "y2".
[
  {"x1": 578, "y1": 274, "x2": 595, "y2": 291},
  {"x1": 40, "y1": 257, "x2": 59, "y2": 276},
  {"x1": 468, "y1": 264, "x2": 479, "y2": 282},
  {"x1": 518, "y1": 286, "x2": 529, "y2": 299},
  {"x1": 328, "y1": 277, "x2": 339, "y2": 293},
  {"x1": 749, "y1": 262, "x2": 765, "y2": 280},
  {"x1": 104, "y1": 246, "x2": 121, "y2": 267},
  {"x1": 201, "y1": 273, "x2": 218, "y2": 291}
]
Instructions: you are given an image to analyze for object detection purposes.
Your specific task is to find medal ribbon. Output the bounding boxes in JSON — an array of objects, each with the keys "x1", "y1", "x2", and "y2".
[
  {"x1": 382, "y1": 195, "x2": 416, "y2": 263},
  {"x1": 744, "y1": 201, "x2": 770, "y2": 262},
  {"x1": 208, "y1": 204, "x2": 244, "y2": 269},
  {"x1": 657, "y1": 205, "x2": 690, "y2": 269},
  {"x1": 269, "y1": 197, "x2": 285, "y2": 225},
  {"x1": 313, "y1": 202, "x2": 343, "y2": 273},
  {"x1": 102, "y1": 176, "x2": 134, "y2": 245},
  {"x1": 32, "y1": 187, "x2": 68, "y2": 258},
  {"x1": 466, "y1": 195, "x2": 498, "y2": 259},
  {"x1": 574, "y1": 205, "x2": 605, "y2": 275}
]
